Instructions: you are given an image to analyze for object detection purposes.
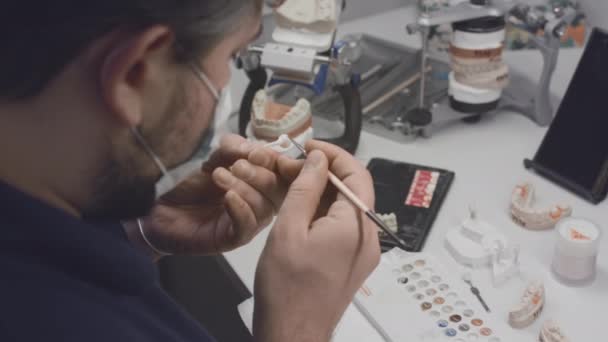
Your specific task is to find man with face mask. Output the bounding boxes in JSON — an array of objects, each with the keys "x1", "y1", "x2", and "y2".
[{"x1": 0, "y1": 1, "x2": 380, "y2": 341}]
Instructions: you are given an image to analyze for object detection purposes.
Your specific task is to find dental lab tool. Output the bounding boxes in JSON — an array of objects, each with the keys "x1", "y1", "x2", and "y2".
[
  {"x1": 287, "y1": 136, "x2": 409, "y2": 250},
  {"x1": 348, "y1": 0, "x2": 579, "y2": 143},
  {"x1": 263, "y1": 134, "x2": 304, "y2": 159},
  {"x1": 462, "y1": 273, "x2": 490, "y2": 313},
  {"x1": 407, "y1": 0, "x2": 578, "y2": 128},
  {"x1": 238, "y1": 0, "x2": 364, "y2": 153}
]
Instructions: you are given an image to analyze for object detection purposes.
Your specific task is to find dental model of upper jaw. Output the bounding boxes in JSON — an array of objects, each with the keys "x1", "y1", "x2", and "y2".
[
  {"x1": 250, "y1": 89, "x2": 312, "y2": 142},
  {"x1": 539, "y1": 320, "x2": 570, "y2": 342},
  {"x1": 274, "y1": 0, "x2": 337, "y2": 34},
  {"x1": 510, "y1": 183, "x2": 572, "y2": 230},
  {"x1": 509, "y1": 281, "x2": 545, "y2": 329}
]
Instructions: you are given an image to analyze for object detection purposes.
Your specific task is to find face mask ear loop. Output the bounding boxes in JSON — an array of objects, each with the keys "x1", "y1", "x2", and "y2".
[
  {"x1": 189, "y1": 64, "x2": 220, "y2": 101},
  {"x1": 130, "y1": 127, "x2": 175, "y2": 183}
]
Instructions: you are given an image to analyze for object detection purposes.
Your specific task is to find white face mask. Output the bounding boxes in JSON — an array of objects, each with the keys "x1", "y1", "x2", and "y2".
[{"x1": 131, "y1": 63, "x2": 229, "y2": 199}]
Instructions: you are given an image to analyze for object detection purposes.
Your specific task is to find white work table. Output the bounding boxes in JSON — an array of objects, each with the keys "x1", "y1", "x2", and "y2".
[{"x1": 224, "y1": 5, "x2": 608, "y2": 341}]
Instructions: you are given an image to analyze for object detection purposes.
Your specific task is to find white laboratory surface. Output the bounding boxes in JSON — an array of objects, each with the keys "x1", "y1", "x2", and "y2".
[{"x1": 224, "y1": 5, "x2": 608, "y2": 342}]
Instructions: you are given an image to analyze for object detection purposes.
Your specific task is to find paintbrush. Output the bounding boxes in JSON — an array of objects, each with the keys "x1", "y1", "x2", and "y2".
[{"x1": 287, "y1": 136, "x2": 409, "y2": 250}]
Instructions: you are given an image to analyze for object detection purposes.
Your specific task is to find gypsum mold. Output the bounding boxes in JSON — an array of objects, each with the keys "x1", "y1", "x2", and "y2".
[
  {"x1": 444, "y1": 208, "x2": 509, "y2": 268},
  {"x1": 251, "y1": 89, "x2": 312, "y2": 141},
  {"x1": 510, "y1": 183, "x2": 572, "y2": 230},
  {"x1": 274, "y1": 0, "x2": 337, "y2": 34},
  {"x1": 509, "y1": 281, "x2": 545, "y2": 329},
  {"x1": 539, "y1": 320, "x2": 570, "y2": 342}
]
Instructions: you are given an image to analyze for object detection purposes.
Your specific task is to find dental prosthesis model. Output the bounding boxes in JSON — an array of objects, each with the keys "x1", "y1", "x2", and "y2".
[
  {"x1": 510, "y1": 183, "x2": 572, "y2": 230},
  {"x1": 539, "y1": 320, "x2": 570, "y2": 342},
  {"x1": 263, "y1": 134, "x2": 302, "y2": 159},
  {"x1": 508, "y1": 281, "x2": 545, "y2": 329},
  {"x1": 377, "y1": 213, "x2": 399, "y2": 235},
  {"x1": 248, "y1": 89, "x2": 314, "y2": 148},
  {"x1": 274, "y1": 0, "x2": 338, "y2": 34}
]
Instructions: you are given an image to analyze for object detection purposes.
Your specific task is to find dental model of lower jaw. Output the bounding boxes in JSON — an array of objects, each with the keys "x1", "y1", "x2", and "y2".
[
  {"x1": 274, "y1": 0, "x2": 337, "y2": 34},
  {"x1": 510, "y1": 183, "x2": 572, "y2": 230},
  {"x1": 509, "y1": 281, "x2": 545, "y2": 329},
  {"x1": 249, "y1": 89, "x2": 313, "y2": 144},
  {"x1": 539, "y1": 320, "x2": 570, "y2": 342}
]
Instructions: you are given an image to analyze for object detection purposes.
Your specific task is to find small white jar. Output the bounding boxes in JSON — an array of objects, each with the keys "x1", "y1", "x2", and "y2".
[{"x1": 552, "y1": 217, "x2": 602, "y2": 286}]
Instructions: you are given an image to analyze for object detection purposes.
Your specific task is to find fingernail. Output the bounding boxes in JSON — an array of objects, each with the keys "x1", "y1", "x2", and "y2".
[
  {"x1": 234, "y1": 160, "x2": 255, "y2": 180},
  {"x1": 250, "y1": 148, "x2": 270, "y2": 167},
  {"x1": 304, "y1": 150, "x2": 323, "y2": 169},
  {"x1": 215, "y1": 168, "x2": 235, "y2": 187},
  {"x1": 239, "y1": 140, "x2": 253, "y2": 153}
]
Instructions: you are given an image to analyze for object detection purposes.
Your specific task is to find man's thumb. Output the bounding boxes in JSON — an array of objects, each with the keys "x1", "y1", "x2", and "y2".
[{"x1": 275, "y1": 150, "x2": 329, "y2": 237}]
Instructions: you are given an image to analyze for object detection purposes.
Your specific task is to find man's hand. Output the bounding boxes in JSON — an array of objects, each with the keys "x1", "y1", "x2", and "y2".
[
  {"x1": 252, "y1": 141, "x2": 381, "y2": 342},
  {"x1": 125, "y1": 134, "x2": 288, "y2": 258}
]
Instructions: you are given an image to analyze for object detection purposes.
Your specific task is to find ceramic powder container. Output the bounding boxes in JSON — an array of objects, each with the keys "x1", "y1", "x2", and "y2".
[{"x1": 552, "y1": 217, "x2": 602, "y2": 285}]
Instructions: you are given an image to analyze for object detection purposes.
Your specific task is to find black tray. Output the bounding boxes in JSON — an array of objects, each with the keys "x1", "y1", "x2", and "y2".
[{"x1": 367, "y1": 158, "x2": 455, "y2": 252}]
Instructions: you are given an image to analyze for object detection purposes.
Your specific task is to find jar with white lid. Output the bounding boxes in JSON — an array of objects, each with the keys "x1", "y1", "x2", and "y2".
[{"x1": 552, "y1": 217, "x2": 602, "y2": 286}]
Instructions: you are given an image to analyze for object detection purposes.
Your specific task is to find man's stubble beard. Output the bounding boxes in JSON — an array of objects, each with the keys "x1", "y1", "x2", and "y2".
[{"x1": 82, "y1": 82, "x2": 212, "y2": 222}]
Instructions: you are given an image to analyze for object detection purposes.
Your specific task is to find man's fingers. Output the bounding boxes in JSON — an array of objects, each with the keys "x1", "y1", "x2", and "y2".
[
  {"x1": 202, "y1": 134, "x2": 259, "y2": 172},
  {"x1": 305, "y1": 140, "x2": 374, "y2": 209},
  {"x1": 248, "y1": 146, "x2": 281, "y2": 171},
  {"x1": 232, "y1": 159, "x2": 286, "y2": 211},
  {"x1": 313, "y1": 199, "x2": 381, "y2": 269},
  {"x1": 311, "y1": 200, "x2": 358, "y2": 231},
  {"x1": 223, "y1": 191, "x2": 259, "y2": 247},
  {"x1": 305, "y1": 140, "x2": 361, "y2": 180},
  {"x1": 275, "y1": 150, "x2": 329, "y2": 238},
  {"x1": 212, "y1": 166, "x2": 274, "y2": 227},
  {"x1": 276, "y1": 155, "x2": 305, "y2": 183}
]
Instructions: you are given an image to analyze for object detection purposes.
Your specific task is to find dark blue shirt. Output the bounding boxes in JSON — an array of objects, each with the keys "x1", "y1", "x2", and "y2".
[{"x1": 0, "y1": 181, "x2": 215, "y2": 342}]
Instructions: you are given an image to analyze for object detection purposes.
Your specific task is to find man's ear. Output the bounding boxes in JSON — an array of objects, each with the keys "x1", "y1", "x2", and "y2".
[{"x1": 99, "y1": 26, "x2": 175, "y2": 127}]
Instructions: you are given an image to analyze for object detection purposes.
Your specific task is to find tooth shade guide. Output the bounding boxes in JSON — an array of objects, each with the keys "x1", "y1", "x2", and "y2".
[
  {"x1": 355, "y1": 251, "x2": 510, "y2": 341},
  {"x1": 405, "y1": 170, "x2": 439, "y2": 208}
]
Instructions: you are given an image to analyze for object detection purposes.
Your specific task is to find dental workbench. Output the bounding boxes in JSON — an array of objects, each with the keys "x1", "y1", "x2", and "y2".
[{"x1": 223, "y1": 5, "x2": 608, "y2": 341}]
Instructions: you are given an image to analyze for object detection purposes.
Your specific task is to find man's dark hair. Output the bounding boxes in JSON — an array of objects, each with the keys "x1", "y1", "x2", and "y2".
[{"x1": 0, "y1": 0, "x2": 262, "y2": 101}]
